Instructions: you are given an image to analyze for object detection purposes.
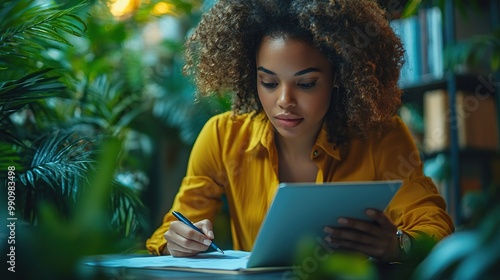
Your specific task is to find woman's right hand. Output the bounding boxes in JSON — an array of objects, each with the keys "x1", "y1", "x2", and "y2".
[{"x1": 163, "y1": 219, "x2": 215, "y2": 257}]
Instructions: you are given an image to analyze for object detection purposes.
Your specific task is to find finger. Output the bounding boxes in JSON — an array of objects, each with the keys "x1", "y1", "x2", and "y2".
[
  {"x1": 166, "y1": 232, "x2": 211, "y2": 254},
  {"x1": 167, "y1": 238, "x2": 205, "y2": 254},
  {"x1": 325, "y1": 236, "x2": 387, "y2": 258},
  {"x1": 194, "y1": 219, "x2": 215, "y2": 239},
  {"x1": 165, "y1": 222, "x2": 211, "y2": 252},
  {"x1": 324, "y1": 227, "x2": 379, "y2": 246},
  {"x1": 333, "y1": 217, "x2": 385, "y2": 238},
  {"x1": 172, "y1": 221, "x2": 213, "y2": 246},
  {"x1": 365, "y1": 209, "x2": 395, "y2": 230}
]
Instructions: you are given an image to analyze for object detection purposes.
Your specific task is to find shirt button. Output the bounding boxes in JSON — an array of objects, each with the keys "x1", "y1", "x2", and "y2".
[{"x1": 313, "y1": 150, "x2": 319, "y2": 157}]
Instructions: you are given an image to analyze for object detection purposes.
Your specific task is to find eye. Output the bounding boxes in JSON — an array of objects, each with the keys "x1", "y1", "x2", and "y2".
[
  {"x1": 260, "y1": 81, "x2": 278, "y2": 89},
  {"x1": 298, "y1": 82, "x2": 317, "y2": 89}
]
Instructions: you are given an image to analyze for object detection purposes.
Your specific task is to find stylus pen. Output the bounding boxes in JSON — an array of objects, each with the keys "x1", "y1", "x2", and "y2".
[{"x1": 172, "y1": 211, "x2": 224, "y2": 254}]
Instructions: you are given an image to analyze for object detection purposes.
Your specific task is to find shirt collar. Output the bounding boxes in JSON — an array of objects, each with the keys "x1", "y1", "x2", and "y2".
[
  {"x1": 246, "y1": 113, "x2": 342, "y2": 161},
  {"x1": 314, "y1": 126, "x2": 342, "y2": 161},
  {"x1": 246, "y1": 113, "x2": 273, "y2": 152}
]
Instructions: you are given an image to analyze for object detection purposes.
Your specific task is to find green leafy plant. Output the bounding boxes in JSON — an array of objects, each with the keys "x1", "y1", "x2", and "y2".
[
  {"x1": 17, "y1": 130, "x2": 95, "y2": 222},
  {"x1": 1, "y1": 0, "x2": 229, "y2": 248},
  {"x1": 11, "y1": 138, "x2": 130, "y2": 279},
  {"x1": 413, "y1": 184, "x2": 500, "y2": 279},
  {"x1": 0, "y1": 0, "x2": 87, "y2": 72},
  {"x1": 0, "y1": 0, "x2": 148, "y2": 240},
  {"x1": 400, "y1": 1, "x2": 500, "y2": 279}
]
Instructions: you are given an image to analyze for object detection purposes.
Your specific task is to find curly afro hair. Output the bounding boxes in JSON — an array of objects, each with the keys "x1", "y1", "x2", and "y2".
[{"x1": 183, "y1": 0, "x2": 405, "y2": 145}]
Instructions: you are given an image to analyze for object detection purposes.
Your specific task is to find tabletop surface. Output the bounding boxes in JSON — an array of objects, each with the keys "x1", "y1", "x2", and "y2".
[{"x1": 78, "y1": 253, "x2": 418, "y2": 280}]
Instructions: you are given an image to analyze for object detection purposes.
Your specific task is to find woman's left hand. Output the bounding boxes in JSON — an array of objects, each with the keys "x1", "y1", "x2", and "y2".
[{"x1": 323, "y1": 208, "x2": 400, "y2": 262}]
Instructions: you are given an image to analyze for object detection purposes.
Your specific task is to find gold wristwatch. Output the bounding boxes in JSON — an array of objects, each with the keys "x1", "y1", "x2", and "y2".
[{"x1": 396, "y1": 229, "x2": 411, "y2": 261}]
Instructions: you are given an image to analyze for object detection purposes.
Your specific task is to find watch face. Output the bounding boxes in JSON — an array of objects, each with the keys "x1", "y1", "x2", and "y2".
[{"x1": 402, "y1": 234, "x2": 411, "y2": 252}]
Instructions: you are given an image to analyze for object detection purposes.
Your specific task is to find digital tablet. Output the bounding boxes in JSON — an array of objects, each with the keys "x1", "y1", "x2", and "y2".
[{"x1": 246, "y1": 180, "x2": 402, "y2": 268}]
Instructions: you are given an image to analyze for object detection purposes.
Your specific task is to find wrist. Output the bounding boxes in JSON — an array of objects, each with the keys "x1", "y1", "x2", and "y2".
[
  {"x1": 396, "y1": 229, "x2": 412, "y2": 262},
  {"x1": 161, "y1": 244, "x2": 171, "y2": 255}
]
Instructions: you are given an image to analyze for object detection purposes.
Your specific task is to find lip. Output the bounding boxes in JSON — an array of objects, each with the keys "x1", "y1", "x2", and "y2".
[{"x1": 275, "y1": 114, "x2": 303, "y2": 128}]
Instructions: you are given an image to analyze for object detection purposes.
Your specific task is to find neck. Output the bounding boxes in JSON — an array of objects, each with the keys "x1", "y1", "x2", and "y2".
[{"x1": 275, "y1": 127, "x2": 321, "y2": 159}]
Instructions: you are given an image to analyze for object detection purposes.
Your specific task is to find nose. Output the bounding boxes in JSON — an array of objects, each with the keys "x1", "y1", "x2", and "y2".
[{"x1": 277, "y1": 86, "x2": 296, "y2": 108}]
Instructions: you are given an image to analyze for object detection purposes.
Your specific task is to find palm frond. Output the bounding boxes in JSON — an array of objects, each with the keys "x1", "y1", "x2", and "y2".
[
  {"x1": 0, "y1": 126, "x2": 28, "y2": 147},
  {"x1": 0, "y1": 142, "x2": 22, "y2": 172},
  {"x1": 110, "y1": 180, "x2": 149, "y2": 238},
  {"x1": 0, "y1": 68, "x2": 66, "y2": 114},
  {"x1": 445, "y1": 28, "x2": 500, "y2": 71},
  {"x1": 76, "y1": 74, "x2": 146, "y2": 136},
  {"x1": 151, "y1": 55, "x2": 231, "y2": 144},
  {"x1": 153, "y1": 85, "x2": 232, "y2": 144},
  {"x1": 0, "y1": 0, "x2": 89, "y2": 70},
  {"x1": 122, "y1": 49, "x2": 145, "y2": 92},
  {"x1": 18, "y1": 130, "x2": 96, "y2": 201}
]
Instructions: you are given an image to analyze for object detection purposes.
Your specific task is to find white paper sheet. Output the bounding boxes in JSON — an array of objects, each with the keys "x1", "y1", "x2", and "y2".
[{"x1": 86, "y1": 250, "x2": 251, "y2": 270}]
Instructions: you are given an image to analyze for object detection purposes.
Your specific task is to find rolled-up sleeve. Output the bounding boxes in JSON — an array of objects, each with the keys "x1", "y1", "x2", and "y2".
[
  {"x1": 375, "y1": 117, "x2": 454, "y2": 241},
  {"x1": 146, "y1": 116, "x2": 226, "y2": 255}
]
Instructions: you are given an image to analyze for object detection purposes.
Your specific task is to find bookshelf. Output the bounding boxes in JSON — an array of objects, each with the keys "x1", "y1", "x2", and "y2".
[{"x1": 393, "y1": 0, "x2": 500, "y2": 225}]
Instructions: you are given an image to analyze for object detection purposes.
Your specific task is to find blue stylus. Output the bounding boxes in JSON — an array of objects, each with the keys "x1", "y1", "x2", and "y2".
[{"x1": 172, "y1": 211, "x2": 224, "y2": 254}]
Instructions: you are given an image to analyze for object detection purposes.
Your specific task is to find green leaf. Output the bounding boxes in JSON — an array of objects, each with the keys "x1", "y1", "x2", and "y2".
[
  {"x1": 25, "y1": 27, "x2": 71, "y2": 45},
  {"x1": 491, "y1": 50, "x2": 500, "y2": 71},
  {"x1": 110, "y1": 179, "x2": 148, "y2": 238},
  {"x1": 75, "y1": 137, "x2": 122, "y2": 225},
  {"x1": 0, "y1": 69, "x2": 66, "y2": 114},
  {"x1": 0, "y1": 0, "x2": 90, "y2": 69},
  {"x1": 0, "y1": 142, "x2": 21, "y2": 172},
  {"x1": 401, "y1": 0, "x2": 423, "y2": 18},
  {"x1": 18, "y1": 130, "x2": 95, "y2": 203}
]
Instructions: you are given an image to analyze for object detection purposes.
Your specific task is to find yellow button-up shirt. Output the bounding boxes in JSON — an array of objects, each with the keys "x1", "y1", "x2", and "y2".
[{"x1": 146, "y1": 111, "x2": 454, "y2": 255}]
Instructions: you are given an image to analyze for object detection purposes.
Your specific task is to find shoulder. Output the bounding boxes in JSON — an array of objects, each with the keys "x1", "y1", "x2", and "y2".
[
  {"x1": 347, "y1": 115, "x2": 419, "y2": 170},
  {"x1": 351, "y1": 116, "x2": 414, "y2": 148},
  {"x1": 373, "y1": 116, "x2": 421, "y2": 169},
  {"x1": 199, "y1": 111, "x2": 266, "y2": 145},
  {"x1": 377, "y1": 115, "x2": 416, "y2": 149},
  {"x1": 203, "y1": 111, "x2": 261, "y2": 132},
  {"x1": 365, "y1": 115, "x2": 419, "y2": 166},
  {"x1": 369, "y1": 115, "x2": 422, "y2": 179},
  {"x1": 189, "y1": 111, "x2": 258, "y2": 172}
]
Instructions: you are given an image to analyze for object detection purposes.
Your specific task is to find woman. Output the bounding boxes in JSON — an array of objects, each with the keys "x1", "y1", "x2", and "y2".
[{"x1": 146, "y1": 0, "x2": 454, "y2": 263}]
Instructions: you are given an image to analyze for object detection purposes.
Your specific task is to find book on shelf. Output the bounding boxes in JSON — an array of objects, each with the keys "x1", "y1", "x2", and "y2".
[
  {"x1": 423, "y1": 89, "x2": 499, "y2": 153},
  {"x1": 391, "y1": 6, "x2": 444, "y2": 86},
  {"x1": 426, "y1": 7, "x2": 443, "y2": 82}
]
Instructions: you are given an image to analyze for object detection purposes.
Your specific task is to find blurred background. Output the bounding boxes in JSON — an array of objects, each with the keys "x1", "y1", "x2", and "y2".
[
  {"x1": 0, "y1": 0, "x2": 499, "y2": 279},
  {"x1": 0, "y1": 0, "x2": 232, "y2": 278}
]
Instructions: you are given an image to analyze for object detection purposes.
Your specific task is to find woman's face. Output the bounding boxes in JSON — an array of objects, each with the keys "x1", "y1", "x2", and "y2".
[{"x1": 256, "y1": 36, "x2": 334, "y2": 141}]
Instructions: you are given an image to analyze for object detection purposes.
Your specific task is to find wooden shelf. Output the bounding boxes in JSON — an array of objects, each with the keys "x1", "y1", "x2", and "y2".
[
  {"x1": 422, "y1": 148, "x2": 500, "y2": 161},
  {"x1": 396, "y1": 0, "x2": 499, "y2": 225},
  {"x1": 400, "y1": 74, "x2": 490, "y2": 108},
  {"x1": 401, "y1": 74, "x2": 481, "y2": 95}
]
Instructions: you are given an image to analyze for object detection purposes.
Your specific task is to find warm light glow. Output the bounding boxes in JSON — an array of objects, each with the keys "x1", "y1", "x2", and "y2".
[
  {"x1": 152, "y1": 2, "x2": 176, "y2": 16},
  {"x1": 108, "y1": 0, "x2": 141, "y2": 18}
]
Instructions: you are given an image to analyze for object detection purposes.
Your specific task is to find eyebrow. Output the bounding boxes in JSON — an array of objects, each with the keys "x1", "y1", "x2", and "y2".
[{"x1": 257, "y1": 66, "x2": 320, "y2": 76}]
